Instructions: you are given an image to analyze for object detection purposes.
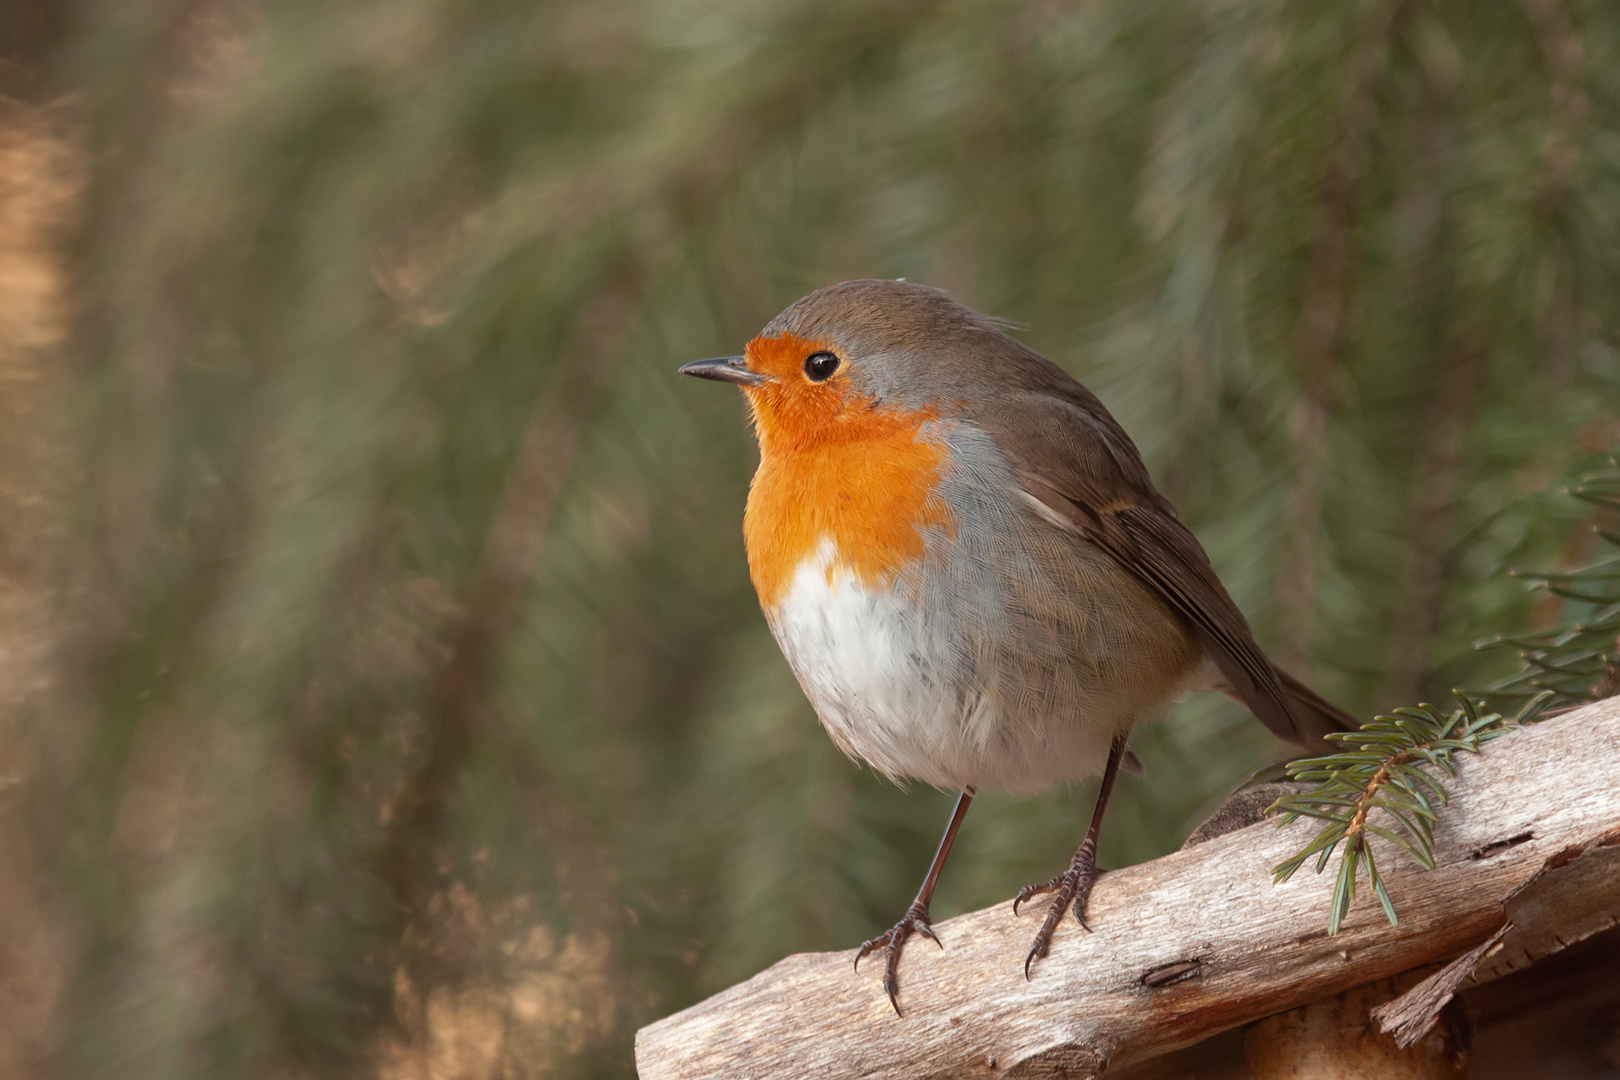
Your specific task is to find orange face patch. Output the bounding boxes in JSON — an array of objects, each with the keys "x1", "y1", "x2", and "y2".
[{"x1": 740, "y1": 333, "x2": 954, "y2": 610}]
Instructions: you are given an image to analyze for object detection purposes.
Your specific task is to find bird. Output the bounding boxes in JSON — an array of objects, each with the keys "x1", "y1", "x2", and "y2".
[{"x1": 678, "y1": 278, "x2": 1356, "y2": 1014}]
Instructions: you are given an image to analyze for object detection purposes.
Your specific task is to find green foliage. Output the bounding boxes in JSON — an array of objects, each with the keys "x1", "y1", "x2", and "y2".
[
  {"x1": 1482, "y1": 461, "x2": 1620, "y2": 710},
  {"x1": 1269, "y1": 461, "x2": 1620, "y2": 935},
  {"x1": 4, "y1": 0, "x2": 1620, "y2": 1077},
  {"x1": 1269, "y1": 696, "x2": 1517, "y2": 934}
]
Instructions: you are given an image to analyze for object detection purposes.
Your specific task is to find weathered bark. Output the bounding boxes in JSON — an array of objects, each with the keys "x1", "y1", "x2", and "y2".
[
  {"x1": 636, "y1": 696, "x2": 1620, "y2": 1080},
  {"x1": 1247, "y1": 973, "x2": 1469, "y2": 1079}
]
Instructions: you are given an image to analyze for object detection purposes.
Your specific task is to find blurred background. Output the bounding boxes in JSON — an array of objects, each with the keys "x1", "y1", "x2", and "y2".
[{"x1": 0, "y1": 0, "x2": 1617, "y2": 1076}]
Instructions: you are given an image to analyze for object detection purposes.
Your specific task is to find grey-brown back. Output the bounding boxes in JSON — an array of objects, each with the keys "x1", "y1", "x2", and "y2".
[{"x1": 768, "y1": 278, "x2": 1358, "y2": 752}]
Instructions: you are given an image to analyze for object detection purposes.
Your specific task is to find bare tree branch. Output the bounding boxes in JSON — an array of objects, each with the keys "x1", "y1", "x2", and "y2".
[{"x1": 637, "y1": 696, "x2": 1620, "y2": 1080}]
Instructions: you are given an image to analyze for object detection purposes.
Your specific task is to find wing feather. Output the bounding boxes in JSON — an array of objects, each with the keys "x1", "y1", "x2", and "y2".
[{"x1": 974, "y1": 387, "x2": 1351, "y2": 750}]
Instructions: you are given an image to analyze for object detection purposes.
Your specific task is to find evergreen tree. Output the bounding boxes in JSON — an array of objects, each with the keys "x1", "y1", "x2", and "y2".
[{"x1": 0, "y1": 0, "x2": 1615, "y2": 1076}]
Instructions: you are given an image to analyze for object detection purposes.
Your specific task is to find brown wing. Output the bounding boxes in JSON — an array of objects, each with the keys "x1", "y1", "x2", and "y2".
[{"x1": 971, "y1": 381, "x2": 1352, "y2": 751}]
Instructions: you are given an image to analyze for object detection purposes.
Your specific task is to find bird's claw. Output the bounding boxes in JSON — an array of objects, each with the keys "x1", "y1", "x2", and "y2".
[
  {"x1": 854, "y1": 901, "x2": 940, "y2": 1015},
  {"x1": 1023, "y1": 937, "x2": 1045, "y2": 980},
  {"x1": 1015, "y1": 854, "x2": 1100, "y2": 979},
  {"x1": 1011, "y1": 874, "x2": 1064, "y2": 917}
]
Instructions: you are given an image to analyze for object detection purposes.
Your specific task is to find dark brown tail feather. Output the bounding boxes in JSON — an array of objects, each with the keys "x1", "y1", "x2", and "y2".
[{"x1": 1275, "y1": 667, "x2": 1359, "y2": 753}]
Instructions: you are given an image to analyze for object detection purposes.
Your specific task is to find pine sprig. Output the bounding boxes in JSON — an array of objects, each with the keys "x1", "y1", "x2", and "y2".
[
  {"x1": 1269, "y1": 696, "x2": 1514, "y2": 935},
  {"x1": 1479, "y1": 463, "x2": 1620, "y2": 712},
  {"x1": 1267, "y1": 461, "x2": 1619, "y2": 933}
]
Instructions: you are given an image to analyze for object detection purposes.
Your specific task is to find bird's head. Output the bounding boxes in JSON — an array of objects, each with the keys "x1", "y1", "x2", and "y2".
[{"x1": 679, "y1": 279, "x2": 1018, "y2": 453}]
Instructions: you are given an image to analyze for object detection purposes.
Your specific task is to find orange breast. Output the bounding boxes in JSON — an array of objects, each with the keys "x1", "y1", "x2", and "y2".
[{"x1": 739, "y1": 334, "x2": 955, "y2": 611}]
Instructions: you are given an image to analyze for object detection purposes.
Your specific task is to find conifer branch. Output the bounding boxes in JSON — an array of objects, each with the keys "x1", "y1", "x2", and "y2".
[
  {"x1": 1269, "y1": 696, "x2": 1514, "y2": 934},
  {"x1": 1480, "y1": 463, "x2": 1620, "y2": 709},
  {"x1": 1271, "y1": 461, "x2": 1620, "y2": 933}
]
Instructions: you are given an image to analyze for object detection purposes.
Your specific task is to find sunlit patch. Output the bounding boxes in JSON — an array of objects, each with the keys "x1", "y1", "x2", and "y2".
[{"x1": 377, "y1": 883, "x2": 616, "y2": 1079}]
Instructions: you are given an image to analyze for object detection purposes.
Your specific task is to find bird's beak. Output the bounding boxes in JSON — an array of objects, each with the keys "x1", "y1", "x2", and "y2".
[{"x1": 678, "y1": 356, "x2": 770, "y2": 387}]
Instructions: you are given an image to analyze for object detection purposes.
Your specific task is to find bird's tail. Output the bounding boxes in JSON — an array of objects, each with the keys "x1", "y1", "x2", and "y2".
[{"x1": 1275, "y1": 667, "x2": 1360, "y2": 754}]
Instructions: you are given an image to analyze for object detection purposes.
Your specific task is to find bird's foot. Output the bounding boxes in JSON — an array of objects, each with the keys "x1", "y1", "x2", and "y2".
[
  {"x1": 1013, "y1": 848, "x2": 1099, "y2": 979},
  {"x1": 854, "y1": 900, "x2": 941, "y2": 1015}
]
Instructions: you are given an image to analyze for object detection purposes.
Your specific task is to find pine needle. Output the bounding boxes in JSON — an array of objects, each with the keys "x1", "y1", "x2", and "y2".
[{"x1": 1268, "y1": 696, "x2": 1511, "y2": 934}]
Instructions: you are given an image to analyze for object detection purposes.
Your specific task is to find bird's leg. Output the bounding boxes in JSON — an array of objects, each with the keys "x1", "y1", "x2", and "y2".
[
  {"x1": 1015, "y1": 734, "x2": 1127, "y2": 979},
  {"x1": 855, "y1": 786, "x2": 975, "y2": 1015}
]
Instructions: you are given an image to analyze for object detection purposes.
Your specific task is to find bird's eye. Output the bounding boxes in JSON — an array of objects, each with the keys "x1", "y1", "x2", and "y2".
[{"x1": 804, "y1": 351, "x2": 841, "y2": 382}]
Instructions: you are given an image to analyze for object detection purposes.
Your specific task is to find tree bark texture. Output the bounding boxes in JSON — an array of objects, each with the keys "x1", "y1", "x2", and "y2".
[
  {"x1": 1247, "y1": 972, "x2": 1469, "y2": 1079},
  {"x1": 636, "y1": 696, "x2": 1620, "y2": 1079}
]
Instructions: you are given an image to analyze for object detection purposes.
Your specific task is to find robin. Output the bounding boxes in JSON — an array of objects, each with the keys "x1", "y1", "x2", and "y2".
[{"x1": 679, "y1": 279, "x2": 1355, "y2": 1013}]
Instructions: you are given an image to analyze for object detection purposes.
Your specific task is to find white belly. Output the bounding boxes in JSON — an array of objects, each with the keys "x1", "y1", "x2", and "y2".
[{"x1": 765, "y1": 539, "x2": 1124, "y2": 793}]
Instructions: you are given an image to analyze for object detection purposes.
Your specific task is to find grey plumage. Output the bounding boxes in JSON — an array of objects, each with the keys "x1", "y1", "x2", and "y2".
[{"x1": 762, "y1": 278, "x2": 1355, "y2": 782}]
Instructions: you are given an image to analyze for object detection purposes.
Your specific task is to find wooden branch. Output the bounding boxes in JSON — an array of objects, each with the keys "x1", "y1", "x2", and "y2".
[{"x1": 635, "y1": 697, "x2": 1620, "y2": 1079}]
